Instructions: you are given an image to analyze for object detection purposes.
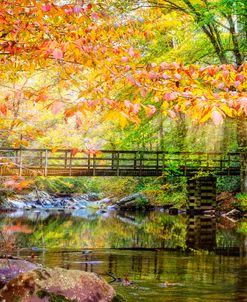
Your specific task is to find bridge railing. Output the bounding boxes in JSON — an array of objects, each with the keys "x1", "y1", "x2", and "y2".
[{"x1": 0, "y1": 149, "x2": 241, "y2": 177}]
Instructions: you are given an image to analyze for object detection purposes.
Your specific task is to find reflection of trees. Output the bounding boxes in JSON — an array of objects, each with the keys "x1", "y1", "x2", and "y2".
[
  {"x1": 144, "y1": 213, "x2": 187, "y2": 249},
  {"x1": 0, "y1": 212, "x2": 188, "y2": 249},
  {"x1": 236, "y1": 248, "x2": 247, "y2": 302},
  {"x1": 217, "y1": 217, "x2": 241, "y2": 249}
]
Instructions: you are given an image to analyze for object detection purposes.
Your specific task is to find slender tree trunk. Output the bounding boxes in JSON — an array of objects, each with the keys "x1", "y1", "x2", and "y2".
[
  {"x1": 159, "y1": 113, "x2": 164, "y2": 151},
  {"x1": 237, "y1": 117, "x2": 247, "y2": 193},
  {"x1": 227, "y1": 14, "x2": 242, "y2": 67},
  {"x1": 175, "y1": 113, "x2": 187, "y2": 151}
]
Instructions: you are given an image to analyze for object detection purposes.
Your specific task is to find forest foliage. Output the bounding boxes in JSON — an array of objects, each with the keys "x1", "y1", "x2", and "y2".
[{"x1": 0, "y1": 0, "x2": 246, "y2": 192}]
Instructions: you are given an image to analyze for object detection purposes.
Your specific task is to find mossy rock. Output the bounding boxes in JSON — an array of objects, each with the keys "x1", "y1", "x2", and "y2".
[{"x1": 0, "y1": 267, "x2": 115, "y2": 302}]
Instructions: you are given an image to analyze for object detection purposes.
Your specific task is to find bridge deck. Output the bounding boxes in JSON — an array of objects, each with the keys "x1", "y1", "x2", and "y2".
[{"x1": 0, "y1": 149, "x2": 241, "y2": 177}]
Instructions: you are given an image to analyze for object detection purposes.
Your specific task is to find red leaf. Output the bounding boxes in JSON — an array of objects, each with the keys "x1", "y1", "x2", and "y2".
[
  {"x1": 126, "y1": 75, "x2": 136, "y2": 85},
  {"x1": 52, "y1": 48, "x2": 63, "y2": 60},
  {"x1": 212, "y1": 110, "x2": 223, "y2": 126},
  {"x1": 125, "y1": 65, "x2": 131, "y2": 72},
  {"x1": 174, "y1": 73, "x2": 182, "y2": 80},
  {"x1": 0, "y1": 104, "x2": 7, "y2": 116},
  {"x1": 51, "y1": 101, "x2": 63, "y2": 115},
  {"x1": 122, "y1": 57, "x2": 129, "y2": 62},
  {"x1": 168, "y1": 110, "x2": 176, "y2": 119},
  {"x1": 235, "y1": 74, "x2": 245, "y2": 82},
  {"x1": 223, "y1": 70, "x2": 229, "y2": 79},
  {"x1": 41, "y1": 4, "x2": 52, "y2": 12},
  {"x1": 71, "y1": 148, "x2": 78, "y2": 157},
  {"x1": 92, "y1": 12, "x2": 99, "y2": 20},
  {"x1": 163, "y1": 92, "x2": 177, "y2": 101},
  {"x1": 73, "y1": 5, "x2": 82, "y2": 15},
  {"x1": 87, "y1": 3, "x2": 93, "y2": 10},
  {"x1": 207, "y1": 67, "x2": 216, "y2": 76},
  {"x1": 145, "y1": 105, "x2": 156, "y2": 118},
  {"x1": 76, "y1": 115, "x2": 83, "y2": 127},
  {"x1": 128, "y1": 47, "x2": 135, "y2": 58}
]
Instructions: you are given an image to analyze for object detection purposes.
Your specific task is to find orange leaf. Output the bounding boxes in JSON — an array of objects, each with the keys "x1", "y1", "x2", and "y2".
[
  {"x1": 0, "y1": 104, "x2": 7, "y2": 116},
  {"x1": 71, "y1": 148, "x2": 78, "y2": 157},
  {"x1": 145, "y1": 105, "x2": 156, "y2": 118}
]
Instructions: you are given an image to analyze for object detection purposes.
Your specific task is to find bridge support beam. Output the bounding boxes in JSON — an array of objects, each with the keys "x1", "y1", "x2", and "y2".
[{"x1": 187, "y1": 176, "x2": 216, "y2": 212}]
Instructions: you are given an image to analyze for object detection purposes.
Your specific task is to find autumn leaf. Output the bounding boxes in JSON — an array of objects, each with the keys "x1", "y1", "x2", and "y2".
[
  {"x1": 212, "y1": 110, "x2": 223, "y2": 126},
  {"x1": 41, "y1": 4, "x2": 52, "y2": 12},
  {"x1": 51, "y1": 101, "x2": 63, "y2": 115},
  {"x1": 71, "y1": 148, "x2": 79, "y2": 157},
  {"x1": 0, "y1": 104, "x2": 7, "y2": 116},
  {"x1": 145, "y1": 105, "x2": 156, "y2": 118},
  {"x1": 52, "y1": 48, "x2": 63, "y2": 60},
  {"x1": 76, "y1": 115, "x2": 83, "y2": 127}
]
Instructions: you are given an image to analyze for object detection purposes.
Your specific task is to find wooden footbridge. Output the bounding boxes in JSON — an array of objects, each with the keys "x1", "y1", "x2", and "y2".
[
  {"x1": 0, "y1": 148, "x2": 243, "y2": 211},
  {"x1": 0, "y1": 149, "x2": 241, "y2": 177}
]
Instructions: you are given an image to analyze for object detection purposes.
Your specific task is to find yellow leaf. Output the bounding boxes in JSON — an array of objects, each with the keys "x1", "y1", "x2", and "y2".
[
  {"x1": 221, "y1": 104, "x2": 233, "y2": 117},
  {"x1": 119, "y1": 113, "x2": 128, "y2": 129},
  {"x1": 51, "y1": 147, "x2": 58, "y2": 153},
  {"x1": 200, "y1": 111, "x2": 212, "y2": 123}
]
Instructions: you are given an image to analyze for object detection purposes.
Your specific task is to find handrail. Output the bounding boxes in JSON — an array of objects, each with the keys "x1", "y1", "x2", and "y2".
[{"x1": 0, "y1": 149, "x2": 242, "y2": 177}]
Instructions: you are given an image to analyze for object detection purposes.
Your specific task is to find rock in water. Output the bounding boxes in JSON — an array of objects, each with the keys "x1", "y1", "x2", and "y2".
[
  {"x1": 0, "y1": 259, "x2": 39, "y2": 288},
  {"x1": 0, "y1": 267, "x2": 116, "y2": 302},
  {"x1": 116, "y1": 193, "x2": 146, "y2": 206}
]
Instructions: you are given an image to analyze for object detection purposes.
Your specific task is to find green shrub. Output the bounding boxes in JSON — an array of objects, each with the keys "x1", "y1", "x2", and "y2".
[
  {"x1": 216, "y1": 176, "x2": 240, "y2": 193},
  {"x1": 235, "y1": 193, "x2": 247, "y2": 212}
]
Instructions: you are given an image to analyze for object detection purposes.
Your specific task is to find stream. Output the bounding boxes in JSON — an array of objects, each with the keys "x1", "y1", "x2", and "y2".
[{"x1": 0, "y1": 209, "x2": 246, "y2": 301}]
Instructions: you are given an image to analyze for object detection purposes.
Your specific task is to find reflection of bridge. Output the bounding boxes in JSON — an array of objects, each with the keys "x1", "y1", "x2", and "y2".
[{"x1": 0, "y1": 149, "x2": 241, "y2": 177}]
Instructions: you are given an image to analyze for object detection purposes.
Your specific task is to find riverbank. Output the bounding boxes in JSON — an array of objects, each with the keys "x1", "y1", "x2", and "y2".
[{"x1": 0, "y1": 189, "x2": 246, "y2": 220}]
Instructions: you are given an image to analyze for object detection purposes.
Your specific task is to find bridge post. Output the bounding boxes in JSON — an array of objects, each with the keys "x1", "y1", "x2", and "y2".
[
  {"x1": 44, "y1": 150, "x2": 48, "y2": 176},
  {"x1": 187, "y1": 176, "x2": 216, "y2": 212}
]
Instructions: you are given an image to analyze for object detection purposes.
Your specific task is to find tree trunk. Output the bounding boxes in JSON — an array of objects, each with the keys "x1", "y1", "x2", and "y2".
[
  {"x1": 237, "y1": 117, "x2": 247, "y2": 193},
  {"x1": 175, "y1": 113, "x2": 187, "y2": 151}
]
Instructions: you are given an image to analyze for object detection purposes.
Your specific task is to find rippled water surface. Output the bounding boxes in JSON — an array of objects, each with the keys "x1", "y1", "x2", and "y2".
[{"x1": 0, "y1": 209, "x2": 246, "y2": 302}]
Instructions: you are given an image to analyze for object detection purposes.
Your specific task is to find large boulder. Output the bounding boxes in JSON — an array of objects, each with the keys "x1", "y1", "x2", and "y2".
[
  {"x1": 0, "y1": 267, "x2": 116, "y2": 302},
  {"x1": 0, "y1": 258, "x2": 39, "y2": 288}
]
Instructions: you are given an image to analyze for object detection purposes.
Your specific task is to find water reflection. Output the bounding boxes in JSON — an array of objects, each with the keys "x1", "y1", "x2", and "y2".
[
  {"x1": 186, "y1": 216, "x2": 216, "y2": 250},
  {"x1": 0, "y1": 210, "x2": 246, "y2": 301},
  {"x1": 21, "y1": 249, "x2": 246, "y2": 302},
  {"x1": 0, "y1": 209, "x2": 243, "y2": 252}
]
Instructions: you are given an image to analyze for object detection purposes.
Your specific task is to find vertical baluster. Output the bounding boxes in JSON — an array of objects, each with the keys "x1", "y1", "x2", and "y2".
[
  {"x1": 69, "y1": 150, "x2": 72, "y2": 176},
  {"x1": 44, "y1": 150, "x2": 48, "y2": 176},
  {"x1": 93, "y1": 154, "x2": 96, "y2": 176},
  {"x1": 162, "y1": 152, "x2": 165, "y2": 171},
  {"x1": 88, "y1": 153, "x2": 91, "y2": 175},
  {"x1": 65, "y1": 151, "x2": 68, "y2": 168},
  {"x1": 156, "y1": 152, "x2": 159, "y2": 174},
  {"x1": 111, "y1": 152, "x2": 115, "y2": 170},
  {"x1": 134, "y1": 151, "x2": 137, "y2": 171},
  {"x1": 40, "y1": 151, "x2": 43, "y2": 168},
  {"x1": 116, "y1": 151, "x2": 119, "y2": 176},
  {"x1": 139, "y1": 152, "x2": 143, "y2": 176}
]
